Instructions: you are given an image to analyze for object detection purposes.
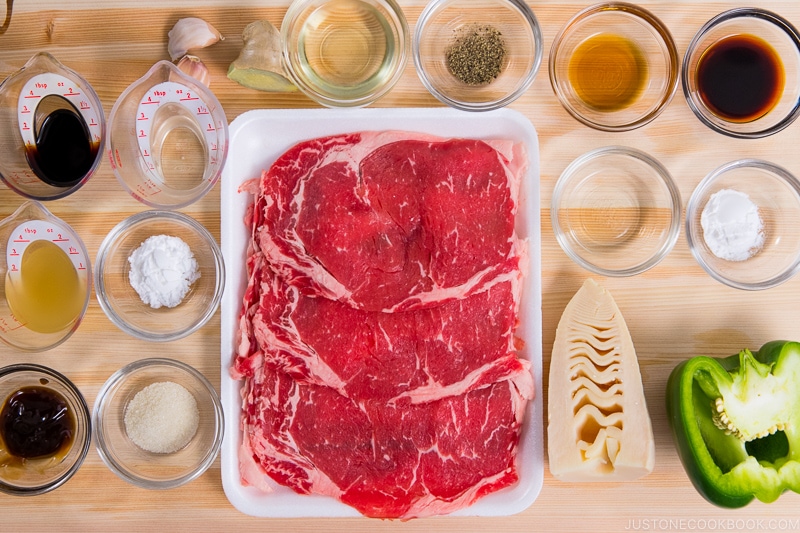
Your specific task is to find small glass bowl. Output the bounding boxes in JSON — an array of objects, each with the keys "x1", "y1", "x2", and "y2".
[
  {"x1": 0, "y1": 364, "x2": 91, "y2": 496},
  {"x1": 282, "y1": 0, "x2": 409, "y2": 108},
  {"x1": 686, "y1": 160, "x2": 800, "y2": 290},
  {"x1": 92, "y1": 358, "x2": 224, "y2": 489},
  {"x1": 94, "y1": 210, "x2": 225, "y2": 342},
  {"x1": 414, "y1": 0, "x2": 542, "y2": 111},
  {"x1": 549, "y1": 2, "x2": 679, "y2": 131},
  {"x1": 552, "y1": 146, "x2": 681, "y2": 276},
  {"x1": 683, "y1": 8, "x2": 800, "y2": 138}
]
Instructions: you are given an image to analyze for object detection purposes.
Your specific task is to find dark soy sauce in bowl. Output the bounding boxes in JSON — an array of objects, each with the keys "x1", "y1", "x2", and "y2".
[
  {"x1": 25, "y1": 96, "x2": 98, "y2": 188},
  {"x1": 696, "y1": 34, "x2": 785, "y2": 123},
  {"x1": 0, "y1": 386, "x2": 75, "y2": 460}
]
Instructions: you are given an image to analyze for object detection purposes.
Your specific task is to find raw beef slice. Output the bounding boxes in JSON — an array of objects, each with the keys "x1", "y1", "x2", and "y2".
[
  {"x1": 236, "y1": 260, "x2": 526, "y2": 404},
  {"x1": 253, "y1": 130, "x2": 526, "y2": 312},
  {"x1": 238, "y1": 358, "x2": 532, "y2": 519},
  {"x1": 234, "y1": 131, "x2": 533, "y2": 519}
]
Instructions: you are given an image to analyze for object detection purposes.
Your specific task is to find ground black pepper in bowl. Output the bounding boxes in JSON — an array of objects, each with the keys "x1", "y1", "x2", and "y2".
[
  {"x1": 445, "y1": 24, "x2": 507, "y2": 85},
  {"x1": 413, "y1": 0, "x2": 542, "y2": 111}
]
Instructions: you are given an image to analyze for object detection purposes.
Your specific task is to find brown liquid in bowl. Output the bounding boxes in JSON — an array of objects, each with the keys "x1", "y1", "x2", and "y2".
[
  {"x1": 568, "y1": 33, "x2": 649, "y2": 112},
  {"x1": 0, "y1": 386, "x2": 75, "y2": 461},
  {"x1": 696, "y1": 34, "x2": 785, "y2": 123}
]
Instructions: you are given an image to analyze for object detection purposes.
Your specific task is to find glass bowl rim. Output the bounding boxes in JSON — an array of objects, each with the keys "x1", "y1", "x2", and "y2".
[
  {"x1": 551, "y1": 145, "x2": 682, "y2": 277},
  {"x1": 681, "y1": 7, "x2": 800, "y2": 139},
  {"x1": 91, "y1": 357, "x2": 225, "y2": 490},
  {"x1": 685, "y1": 158, "x2": 800, "y2": 290},
  {"x1": 93, "y1": 210, "x2": 226, "y2": 342},
  {"x1": 412, "y1": 0, "x2": 544, "y2": 112}
]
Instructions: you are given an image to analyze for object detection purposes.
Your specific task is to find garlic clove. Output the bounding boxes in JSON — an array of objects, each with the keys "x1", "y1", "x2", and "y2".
[
  {"x1": 168, "y1": 17, "x2": 223, "y2": 61},
  {"x1": 176, "y1": 55, "x2": 211, "y2": 87}
]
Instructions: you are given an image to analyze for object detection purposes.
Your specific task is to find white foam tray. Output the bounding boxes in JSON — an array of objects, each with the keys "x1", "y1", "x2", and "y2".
[{"x1": 219, "y1": 107, "x2": 543, "y2": 518}]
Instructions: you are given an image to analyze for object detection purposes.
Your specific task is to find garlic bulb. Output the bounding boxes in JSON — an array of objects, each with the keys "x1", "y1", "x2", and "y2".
[
  {"x1": 176, "y1": 55, "x2": 211, "y2": 87},
  {"x1": 168, "y1": 17, "x2": 222, "y2": 61}
]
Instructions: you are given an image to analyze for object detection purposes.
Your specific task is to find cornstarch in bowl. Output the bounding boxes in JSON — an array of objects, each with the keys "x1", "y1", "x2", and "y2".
[
  {"x1": 128, "y1": 235, "x2": 200, "y2": 309},
  {"x1": 701, "y1": 188, "x2": 765, "y2": 261}
]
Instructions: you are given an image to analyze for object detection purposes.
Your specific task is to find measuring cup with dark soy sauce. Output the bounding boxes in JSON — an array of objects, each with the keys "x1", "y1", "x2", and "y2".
[{"x1": 0, "y1": 52, "x2": 105, "y2": 200}]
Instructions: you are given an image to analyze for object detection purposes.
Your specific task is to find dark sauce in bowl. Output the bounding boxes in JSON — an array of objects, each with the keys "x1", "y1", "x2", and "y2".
[
  {"x1": 25, "y1": 107, "x2": 98, "y2": 188},
  {"x1": 697, "y1": 34, "x2": 785, "y2": 123},
  {"x1": 0, "y1": 386, "x2": 75, "y2": 460}
]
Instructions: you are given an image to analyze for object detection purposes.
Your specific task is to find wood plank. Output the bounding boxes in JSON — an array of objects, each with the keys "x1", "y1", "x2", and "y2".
[{"x1": 2, "y1": 1, "x2": 800, "y2": 531}]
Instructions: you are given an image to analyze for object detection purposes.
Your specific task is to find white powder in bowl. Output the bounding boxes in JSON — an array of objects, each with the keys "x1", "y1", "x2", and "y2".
[
  {"x1": 128, "y1": 234, "x2": 200, "y2": 309},
  {"x1": 701, "y1": 189, "x2": 765, "y2": 262},
  {"x1": 124, "y1": 381, "x2": 199, "y2": 454}
]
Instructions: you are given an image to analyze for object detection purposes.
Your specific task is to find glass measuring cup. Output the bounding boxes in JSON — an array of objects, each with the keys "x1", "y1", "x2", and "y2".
[
  {"x1": 108, "y1": 61, "x2": 229, "y2": 209},
  {"x1": 0, "y1": 201, "x2": 91, "y2": 351},
  {"x1": 0, "y1": 53, "x2": 105, "y2": 200}
]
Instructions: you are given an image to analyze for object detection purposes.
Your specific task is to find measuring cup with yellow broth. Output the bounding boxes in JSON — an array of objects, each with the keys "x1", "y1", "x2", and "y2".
[
  {"x1": 0, "y1": 201, "x2": 91, "y2": 351},
  {"x1": 0, "y1": 53, "x2": 105, "y2": 200}
]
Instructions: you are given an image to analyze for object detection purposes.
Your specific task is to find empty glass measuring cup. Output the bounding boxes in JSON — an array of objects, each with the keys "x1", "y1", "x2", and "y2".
[
  {"x1": 0, "y1": 52, "x2": 105, "y2": 200},
  {"x1": 108, "y1": 61, "x2": 229, "y2": 209},
  {"x1": 0, "y1": 201, "x2": 91, "y2": 351}
]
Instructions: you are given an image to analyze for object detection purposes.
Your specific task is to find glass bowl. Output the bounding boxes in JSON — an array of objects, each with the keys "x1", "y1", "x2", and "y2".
[
  {"x1": 413, "y1": 0, "x2": 542, "y2": 111},
  {"x1": 92, "y1": 358, "x2": 224, "y2": 489},
  {"x1": 94, "y1": 210, "x2": 225, "y2": 342},
  {"x1": 682, "y1": 8, "x2": 800, "y2": 138},
  {"x1": 686, "y1": 160, "x2": 800, "y2": 290},
  {"x1": 282, "y1": 0, "x2": 409, "y2": 108},
  {"x1": 552, "y1": 146, "x2": 681, "y2": 276},
  {"x1": 549, "y1": 2, "x2": 679, "y2": 131},
  {"x1": 0, "y1": 364, "x2": 91, "y2": 496}
]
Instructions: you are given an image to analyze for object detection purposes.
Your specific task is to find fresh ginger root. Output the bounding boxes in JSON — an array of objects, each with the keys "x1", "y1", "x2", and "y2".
[{"x1": 228, "y1": 20, "x2": 298, "y2": 92}]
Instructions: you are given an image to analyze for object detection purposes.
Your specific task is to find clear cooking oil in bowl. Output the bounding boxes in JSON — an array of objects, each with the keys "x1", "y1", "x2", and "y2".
[
  {"x1": 286, "y1": 0, "x2": 407, "y2": 105},
  {"x1": 300, "y1": 1, "x2": 394, "y2": 93}
]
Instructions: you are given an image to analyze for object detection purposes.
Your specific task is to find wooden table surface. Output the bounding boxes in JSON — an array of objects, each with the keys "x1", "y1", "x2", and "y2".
[{"x1": 2, "y1": 0, "x2": 800, "y2": 531}]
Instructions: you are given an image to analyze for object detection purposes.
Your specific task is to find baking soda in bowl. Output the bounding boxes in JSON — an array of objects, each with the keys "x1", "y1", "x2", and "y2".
[{"x1": 701, "y1": 188, "x2": 765, "y2": 261}]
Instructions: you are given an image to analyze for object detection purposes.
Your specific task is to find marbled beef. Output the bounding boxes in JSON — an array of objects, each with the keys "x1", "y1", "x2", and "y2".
[
  {"x1": 233, "y1": 131, "x2": 532, "y2": 519},
  {"x1": 252, "y1": 131, "x2": 526, "y2": 312}
]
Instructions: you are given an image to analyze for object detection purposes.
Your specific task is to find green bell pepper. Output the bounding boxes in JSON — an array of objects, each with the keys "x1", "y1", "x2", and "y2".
[{"x1": 666, "y1": 340, "x2": 800, "y2": 508}]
